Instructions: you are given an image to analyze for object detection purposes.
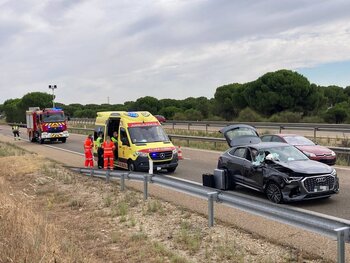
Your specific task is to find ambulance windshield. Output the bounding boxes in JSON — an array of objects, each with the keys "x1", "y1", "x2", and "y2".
[
  {"x1": 43, "y1": 112, "x2": 65, "y2": 122},
  {"x1": 128, "y1": 125, "x2": 169, "y2": 144}
]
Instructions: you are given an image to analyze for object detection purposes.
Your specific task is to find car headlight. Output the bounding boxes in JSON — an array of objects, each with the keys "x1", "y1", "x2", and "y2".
[
  {"x1": 331, "y1": 169, "x2": 337, "y2": 176},
  {"x1": 135, "y1": 151, "x2": 148, "y2": 157},
  {"x1": 303, "y1": 151, "x2": 316, "y2": 158},
  {"x1": 330, "y1": 150, "x2": 336, "y2": 157},
  {"x1": 283, "y1": 176, "x2": 303, "y2": 184}
]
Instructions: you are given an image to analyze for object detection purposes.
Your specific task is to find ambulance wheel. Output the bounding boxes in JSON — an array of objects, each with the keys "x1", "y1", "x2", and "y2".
[
  {"x1": 61, "y1": 138, "x2": 66, "y2": 143},
  {"x1": 128, "y1": 161, "x2": 136, "y2": 172}
]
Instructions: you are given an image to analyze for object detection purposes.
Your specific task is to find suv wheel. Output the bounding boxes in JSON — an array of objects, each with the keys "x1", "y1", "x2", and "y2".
[{"x1": 266, "y1": 182, "x2": 283, "y2": 203}]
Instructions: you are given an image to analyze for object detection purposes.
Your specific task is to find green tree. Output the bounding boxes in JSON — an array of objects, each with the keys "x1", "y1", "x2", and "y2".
[
  {"x1": 243, "y1": 70, "x2": 314, "y2": 116},
  {"x1": 321, "y1": 85, "x2": 348, "y2": 107},
  {"x1": 236, "y1": 107, "x2": 263, "y2": 122},
  {"x1": 132, "y1": 96, "x2": 159, "y2": 113},
  {"x1": 184, "y1": 109, "x2": 203, "y2": 121},
  {"x1": 159, "y1": 106, "x2": 181, "y2": 119},
  {"x1": 322, "y1": 102, "x2": 349, "y2": 124},
  {"x1": 214, "y1": 83, "x2": 246, "y2": 120},
  {"x1": 3, "y1": 98, "x2": 22, "y2": 123}
]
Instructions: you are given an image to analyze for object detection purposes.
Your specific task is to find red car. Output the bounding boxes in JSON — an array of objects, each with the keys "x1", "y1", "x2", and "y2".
[
  {"x1": 261, "y1": 134, "x2": 336, "y2": 165},
  {"x1": 155, "y1": 115, "x2": 166, "y2": 123}
]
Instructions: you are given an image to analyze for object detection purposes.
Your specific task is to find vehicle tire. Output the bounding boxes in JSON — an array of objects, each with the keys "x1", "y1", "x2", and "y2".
[
  {"x1": 29, "y1": 133, "x2": 36, "y2": 143},
  {"x1": 167, "y1": 167, "x2": 176, "y2": 173},
  {"x1": 61, "y1": 138, "x2": 66, "y2": 143},
  {"x1": 128, "y1": 161, "x2": 136, "y2": 172},
  {"x1": 39, "y1": 138, "x2": 44, "y2": 144},
  {"x1": 265, "y1": 182, "x2": 283, "y2": 204}
]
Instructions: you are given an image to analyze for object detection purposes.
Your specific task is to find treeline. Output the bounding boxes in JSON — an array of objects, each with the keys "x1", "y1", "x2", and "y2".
[{"x1": 1, "y1": 69, "x2": 350, "y2": 124}]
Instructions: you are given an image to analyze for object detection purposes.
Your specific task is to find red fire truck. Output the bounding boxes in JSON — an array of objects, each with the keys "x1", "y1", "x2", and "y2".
[{"x1": 26, "y1": 107, "x2": 69, "y2": 143}]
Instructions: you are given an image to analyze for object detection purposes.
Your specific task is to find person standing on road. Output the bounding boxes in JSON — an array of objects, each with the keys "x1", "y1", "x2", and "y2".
[
  {"x1": 95, "y1": 132, "x2": 104, "y2": 169},
  {"x1": 102, "y1": 136, "x2": 115, "y2": 170},
  {"x1": 84, "y1": 134, "x2": 94, "y2": 167},
  {"x1": 12, "y1": 125, "x2": 20, "y2": 140}
]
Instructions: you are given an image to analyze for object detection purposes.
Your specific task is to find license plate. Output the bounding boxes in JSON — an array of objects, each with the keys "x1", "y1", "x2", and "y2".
[{"x1": 314, "y1": 185, "x2": 329, "y2": 192}]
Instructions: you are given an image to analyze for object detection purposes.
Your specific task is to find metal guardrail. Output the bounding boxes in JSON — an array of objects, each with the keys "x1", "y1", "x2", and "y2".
[
  {"x1": 168, "y1": 134, "x2": 350, "y2": 160},
  {"x1": 68, "y1": 118, "x2": 350, "y2": 142},
  {"x1": 68, "y1": 166, "x2": 350, "y2": 263}
]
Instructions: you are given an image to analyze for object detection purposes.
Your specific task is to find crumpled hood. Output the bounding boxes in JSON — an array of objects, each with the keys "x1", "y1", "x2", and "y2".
[{"x1": 273, "y1": 160, "x2": 333, "y2": 175}]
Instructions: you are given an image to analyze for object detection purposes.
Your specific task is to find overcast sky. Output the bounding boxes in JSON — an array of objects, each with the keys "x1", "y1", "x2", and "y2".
[{"x1": 1, "y1": 0, "x2": 350, "y2": 105}]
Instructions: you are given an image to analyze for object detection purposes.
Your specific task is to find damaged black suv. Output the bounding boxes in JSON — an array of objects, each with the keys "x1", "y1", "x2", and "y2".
[{"x1": 217, "y1": 124, "x2": 339, "y2": 203}]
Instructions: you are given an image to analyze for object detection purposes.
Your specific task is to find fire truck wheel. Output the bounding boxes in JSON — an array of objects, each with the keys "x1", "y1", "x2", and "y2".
[
  {"x1": 61, "y1": 138, "x2": 66, "y2": 143},
  {"x1": 39, "y1": 138, "x2": 44, "y2": 144}
]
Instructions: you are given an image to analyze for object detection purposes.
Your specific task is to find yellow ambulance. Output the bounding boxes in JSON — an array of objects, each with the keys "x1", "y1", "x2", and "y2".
[{"x1": 93, "y1": 111, "x2": 178, "y2": 172}]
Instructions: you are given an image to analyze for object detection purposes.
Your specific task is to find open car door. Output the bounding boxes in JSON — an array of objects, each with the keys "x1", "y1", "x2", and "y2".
[{"x1": 219, "y1": 124, "x2": 261, "y2": 147}]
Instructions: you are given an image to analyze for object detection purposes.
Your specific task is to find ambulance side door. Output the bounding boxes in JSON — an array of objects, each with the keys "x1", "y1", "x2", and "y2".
[{"x1": 119, "y1": 127, "x2": 132, "y2": 168}]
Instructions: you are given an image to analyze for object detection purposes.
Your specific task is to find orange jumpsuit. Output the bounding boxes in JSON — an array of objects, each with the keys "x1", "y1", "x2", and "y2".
[
  {"x1": 102, "y1": 141, "x2": 115, "y2": 170},
  {"x1": 84, "y1": 138, "x2": 94, "y2": 167}
]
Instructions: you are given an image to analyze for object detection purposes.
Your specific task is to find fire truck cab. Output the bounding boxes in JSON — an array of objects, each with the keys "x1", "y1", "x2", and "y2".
[{"x1": 26, "y1": 107, "x2": 69, "y2": 144}]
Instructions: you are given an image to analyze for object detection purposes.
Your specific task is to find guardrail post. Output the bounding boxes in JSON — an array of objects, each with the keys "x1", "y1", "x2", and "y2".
[
  {"x1": 188, "y1": 123, "x2": 190, "y2": 130},
  {"x1": 335, "y1": 227, "x2": 349, "y2": 263},
  {"x1": 120, "y1": 173, "x2": 125, "y2": 191},
  {"x1": 207, "y1": 192, "x2": 218, "y2": 227},
  {"x1": 149, "y1": 159, "x2": 153, "y2": 175},
  {"x1": 205, "y1": 124, "x2": 209, "y2": 134},
  {"x1": 89, "y1": 167, "x2": 93, "y2": 177},
  {"x1": 314, "y1": 127, "x2": 318, "y2": 142},
  {"x1": 279, "y1": 125, "x2": 283, "y2": 133},
  {"x1": 106, "y1": 170, "x2": 110, "y2": 183},
  {"x1": 143, "y1": 175, "x2": 150, "y2": 201}
]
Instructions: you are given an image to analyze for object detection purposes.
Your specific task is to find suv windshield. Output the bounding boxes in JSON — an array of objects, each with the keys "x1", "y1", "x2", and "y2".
[
  {"x1": 283, "y1": 136, "x2": 315, "y2": 146},
  {"x1": 128, "y1": 125, "x2": 169, "y2": 143},
  {"x1": 255, "y1": 145, "x2": 309, "y2": 164},
  {"x1": 43, "y1": 112, "x2": 65, "y2": 122}
]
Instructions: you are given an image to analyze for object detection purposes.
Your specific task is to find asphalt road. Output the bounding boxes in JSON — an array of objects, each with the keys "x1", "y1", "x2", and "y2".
[{"x1": 1, "y1": 124, "x2": 350, "y2": 220}]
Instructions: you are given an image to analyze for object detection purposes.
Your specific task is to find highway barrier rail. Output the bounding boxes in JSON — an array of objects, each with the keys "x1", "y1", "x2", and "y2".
[
  {"x1": 69, "y1": 118, "x2": 350, "y2": 141},
  {"x1": 68, "y1": 166, "x2": 350, "y2": 263}
]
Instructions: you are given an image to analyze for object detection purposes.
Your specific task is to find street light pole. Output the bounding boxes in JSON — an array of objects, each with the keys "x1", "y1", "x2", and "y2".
[{"x1": 48, "y1": 85, "x2": 57, "y2": 108}]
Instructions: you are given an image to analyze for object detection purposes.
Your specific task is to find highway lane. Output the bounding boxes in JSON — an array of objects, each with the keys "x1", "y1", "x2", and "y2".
[{"x1": 1, "y1": 124, "x2": 350, "y2": 220}]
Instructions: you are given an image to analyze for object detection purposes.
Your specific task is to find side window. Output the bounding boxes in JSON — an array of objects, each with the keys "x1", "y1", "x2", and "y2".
[
  {"x1": 261, "y1": 135, "x2": 272, "y2": 142},
  {"x1": 120, "y1": 128, "x2": 130, "y2": 146},
  {"x1": 233, "y1": 148, "x2": 246, "y2": 158},
  {"x1": 246, "y1": 148, "x2": 258, "y2": 162},
  {"x1": 271, "y1": 136, "x2": 283, "y2": 142}
]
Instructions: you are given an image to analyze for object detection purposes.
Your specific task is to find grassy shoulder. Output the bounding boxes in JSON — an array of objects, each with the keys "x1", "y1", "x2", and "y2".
[{"x1": 0, "y1": 141, "x2": 327, "y2": 263}]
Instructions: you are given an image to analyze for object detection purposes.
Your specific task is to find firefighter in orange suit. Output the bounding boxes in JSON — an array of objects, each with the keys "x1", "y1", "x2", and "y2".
[
  {"x1": 84, "y1": 134, "x2": 94, "y2": 167},
  {"x1": 102, "y1": 136, "x2": 115, "y2": 170}
]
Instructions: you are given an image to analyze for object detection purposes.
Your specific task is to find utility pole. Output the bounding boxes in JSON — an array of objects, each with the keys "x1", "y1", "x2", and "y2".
[{"x1": 48, "y1": 85, "x2": 57, "y2": 108}]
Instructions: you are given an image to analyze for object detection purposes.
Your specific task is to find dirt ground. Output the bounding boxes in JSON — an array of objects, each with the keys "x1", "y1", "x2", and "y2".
[{"x1": 0, "y1": 141, "x2": 329, "y2": 263}]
